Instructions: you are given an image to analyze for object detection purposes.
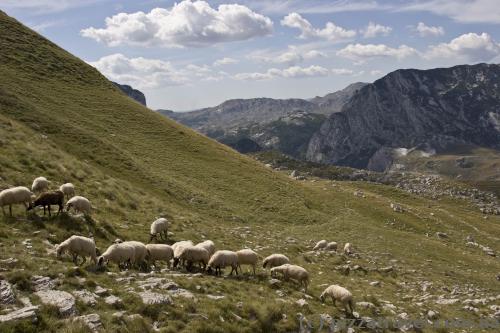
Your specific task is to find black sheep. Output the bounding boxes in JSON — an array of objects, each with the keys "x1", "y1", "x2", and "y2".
[{"x1": 28, "y1": 190, "x2": 64, "y2": 216}]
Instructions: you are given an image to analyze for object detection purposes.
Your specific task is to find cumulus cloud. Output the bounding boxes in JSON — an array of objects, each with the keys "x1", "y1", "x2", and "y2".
[
  {"x1": 370, "y1": 70, "x2": 384, "y2": 76},
  {"x1": 413, "y1": 22, "x2": 444, "y2": 37},
  {"x1": 361, "y1": 22, "x2": 392, "y2": 38},
  {"x1": 331, "y1": 68, "x2": 355, "y2": 75},
  {"x1": 280, "y1": 12, "x2": 356, "y2": 41},
  {"x1": 213, "y1": 57, "x2": 238, "y2": 66},
  {"x1": 424, "y1": 32, "x2": 500, "y2": 61},
  {"x1": 248, "y1": 47, "x2": 326, "y2": 65},
  {"x1": 81, "y1": 0, "x2": 273, "y2": 48},
  {"x1": 234, "y1": 65, "x2": 331, "y2": 80},
  {"x1": 336, "y1": 43, "x2": 417, "y2": 61}
]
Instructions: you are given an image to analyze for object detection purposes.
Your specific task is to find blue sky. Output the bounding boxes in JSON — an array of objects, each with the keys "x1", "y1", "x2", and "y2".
[{"x1": 3, "y1": 0, "x2": 500, "y2": 110}]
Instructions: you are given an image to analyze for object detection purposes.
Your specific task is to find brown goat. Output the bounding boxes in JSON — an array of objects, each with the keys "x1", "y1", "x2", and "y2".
[{"x1": 28, "y1": 190, "x2": 64, "y2": 216}]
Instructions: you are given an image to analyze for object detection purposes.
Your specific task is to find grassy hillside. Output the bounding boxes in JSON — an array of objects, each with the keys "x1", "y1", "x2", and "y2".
[{"x1": 0, "y1": 11, "x2": 499, "y2": 333}]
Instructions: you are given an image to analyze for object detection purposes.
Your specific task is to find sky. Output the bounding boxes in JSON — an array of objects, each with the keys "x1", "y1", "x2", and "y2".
[{"x1": 3, "y1": 0, "x2": 500, "y2": 111}]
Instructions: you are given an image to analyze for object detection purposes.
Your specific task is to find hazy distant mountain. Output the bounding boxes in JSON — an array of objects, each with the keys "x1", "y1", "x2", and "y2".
[{"x1": 307, "y1": 63, "x2": 500, "y2": 170}]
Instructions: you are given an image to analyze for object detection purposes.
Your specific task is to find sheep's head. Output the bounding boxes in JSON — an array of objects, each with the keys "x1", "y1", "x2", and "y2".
[
  {"x1": 206, "y1": 265, "x2": 214, "y2": 275},
  {"x1": 172, "y1": 257, "x2": 180, "y2": 268},
  {"x1": 262, "y1": 260, "x2": 268, "y2": 268},
  {"x1": 55, "y1": 245, "x2": 63, "y2": 258},
  {"x1": 97, "y1": 256, "x2": 106, "y2": 266},
  {"x1": 319, "y1": 292, "x2": 326, "y2": 303}
]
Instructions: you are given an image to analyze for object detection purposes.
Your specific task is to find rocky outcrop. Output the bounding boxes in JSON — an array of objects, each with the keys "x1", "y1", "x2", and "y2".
[
  {"x1": 35, "y1": 290, "x2": 77, "y2": 317},
  {"x1": 112, "y1": 82, "x2": 146, "y2": 106},
  {"x1": 307, "y1": 64, "x2": 500, "y2": 169}
]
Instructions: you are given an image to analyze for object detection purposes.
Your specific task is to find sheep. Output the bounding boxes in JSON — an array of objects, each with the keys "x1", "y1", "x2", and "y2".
[
  {"x1": 236, "y1": 249, "x2": 258, "y2": 275},
  {"x1": 262, "y1": 254, "x2": 290, "y2": 277},
  {"x1": 270, "y1": 264, "x2": 309, "y2": 291},
  {"x1": 319, "y1": 285, "x2": 354, "y2": 314},
  {"x1": 325, "y1": 242, "x2": 338, "y2": 252},
  {"x1": 149, "y1": 217, "x2": 169, "y2": 242},
  {"x1": 0, "y1": 186, "x2": 33, "y2": 216},
  {"x1": 172, "y1": 240, "x2": 194, "y2": 268},
  {"x1": 207, "y1": 250, "x2": 239, "y2": 276},
  {"x1": 28, "y1": 190, "x2": 64, "y2": 216},
  {"x1": 98, "y1": 243, "x2": 135, "y2": 269},
  {"x1": 32, "y1": 177, "x2": 49, "y2": 194},
  {"x1": 59, "y1": 183, "x2": 75, "y2": 200},
  {"x1": 56, "y1": 235, "x2": 97, "y2": 265},
  {"x1": 343, "y1": 243, "x2": 353, "y2": 256},
  {"x1": 176, "y1": 245, "x2": 209, "y2": 271},
  {"x1": 122, "y1": 241, "x2": 148, "y2": 270},
  {"x1": 146, "y1": 244, "x2": 173, "y2": 269},
  {"x1": 195, "y1": 240, "x2": 215, "y2": 257},
  {"x1": 66, "y1": 196, "x2": 92, "y2": 215},
  {"x1": 313, "y1": 240, "x2": 328, "y2": 251}
]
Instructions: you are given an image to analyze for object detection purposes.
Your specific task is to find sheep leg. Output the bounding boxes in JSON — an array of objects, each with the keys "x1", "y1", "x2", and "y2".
[
  {"x1": 9, "y1": 205, "x2": 12, "y2": 217},
  {"x1": 80, "y1": 256, "x2": 87, "y2": 266},
  {"x1": 253, "y1": 265, "x2": 256, "y2": 276},
  {"x1": 72, "y1": 254, "x2": 78, "y2": 265},
  {"x1": 331, "y1": 297, "x2": 337, "y2": 307},
  {"x1": 57, "y1": 204, "x2": 62, "y2": 216},
  {"x1": 1, "y1": 206, "x2": 5, "y2": 215},
  {"x1": 48, "y1": 205, "x2": 51, "y2": 217}
]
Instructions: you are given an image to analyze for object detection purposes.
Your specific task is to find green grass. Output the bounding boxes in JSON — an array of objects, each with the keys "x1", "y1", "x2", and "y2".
[{"x1": 0, "y1": 10, "x2": 499, "y2": 333}]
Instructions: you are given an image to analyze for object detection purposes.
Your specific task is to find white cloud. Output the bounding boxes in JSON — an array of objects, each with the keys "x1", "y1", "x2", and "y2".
[
  {"x1": 81, "y1": 1, "x2": 273, "y2": 48},
  {"x1": 1, "y1": 0, "x2": 98, "y2": 13},
  {"x1": 280, "y1": 13, "x2": 356, "y2": 41},
  {"x1": 361, "y1": 22, "x2": 392, "y2": 38},
  {"x1": 331, "y1": 68, "x2": 355, "y2": 75},
  {"x1": 413, "y1": 22, "x2": 445, "y2": 37},
  {"x1": 249, "y1": 0, "x2": 387, "y2": 15},
  {"x1": 424, "y1": 32, "x2": 500, "y2": 61},
  {"x1": 213, "y1": 57, "x2": 238, "y2": 66},
  {"x1": 248, "y1": 46, "x2": 326, "y2": 65},
  {"x1": 88, "y1": 54, "x2": 190, "y2": 88},
  {"x1": 370, "y1": 70, "x2": 383, "y2": 76},
  {"x1": 234, "y1": 65, "x2": 331, "y2": 80},
  {"x1": 337, "y1": 43, "x2": 418, "y2": 61}
]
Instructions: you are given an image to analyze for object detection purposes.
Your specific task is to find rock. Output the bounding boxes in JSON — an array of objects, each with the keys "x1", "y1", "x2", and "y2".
[
  {"x1": 112, "y1": 311, "x2": 127, "y2": 319},
  {"x1": 167, "y1": 288, "x2": 196, "y2": 300},
  {"x1": 94, "y1": 286, "x2": 109, "y2": 296},
  {"x1": 206, "y1": 295, "x2": 225, "y2": 300},
  {"x1": 295, "y1": 299, "x2": 308, "y2": 307},
  {"x1": 269, "y1": 279, "x2": 281, "y2": 288},
  {"x1": 463, "y1": 305, "x2": 479, "y2": 313},
  {"x1": 0, "y1": 258, "x2": 18, "y2": 265},
  {"x1": 379, "y1": 266, "x2": 394, "y2": 273},
  {"x1": 35, "y1": 290, "x2": 77, "y2": 317},
  {"x1": 436, "y1": 232, "x2": 448, "y2": 239},
  {"x1": 0, "y1": 306, "x2": 38, "y2": 323},
  {"x1": 369, "y1": 281, "x2": 381, "y2": 287},
  {"x1": 427, "y1": 310, "x2": 439, "y2": 320},
  {"x1": 112, "y1": 82, "x2": 146, "y2": 106},
  {"x1": 73, "y1": 313, "x2": 102, "y2": 332},
  {"x1": 435, "y1": 297, "x2": 459, "y2": 305},
  {"x1": 104, "y1": 295, "x2": 122, "y2": 306},
  {"x1": 137, "y1": 291, "x2": 173, "y2": 305},
  {"x1": 0, "y1": 280, "x2": 16, "y2": 304},
  {"x1": 32, "y1": 275, "x2": 55, "y2": 292},
  {"x1": 466, "y1": 235, "x2": 475, "y2": 243},
  {"x1": 356, "y1": 301, "x2": 376, "y2": 309},
  {"x1": 390, "y1": 203, "x2": 404, "y2": 213},
  {"x1": 73, "y1": 290, "x2": 98, "y2": 306}
]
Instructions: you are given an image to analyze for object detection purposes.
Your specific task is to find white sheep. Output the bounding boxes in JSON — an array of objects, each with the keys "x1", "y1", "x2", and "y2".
[
  {"x1": 32, "y1": 177, "x2": 49, "y2": 194},
  {"x1": 98, "y1": 243, "x2": 135, "y2": 269},
  {"x1": 0, "y1": 186, "x2": 33, "y2": 216},
  {"x1": 195, "y1": 240, "x2": 215, "y2": 257},
  {"x1": 149, "y1": 217, "x2": 169, "y2": 242},
  {"x1": 207, "y1": 250, "x2": 239, "y2": 276},
  {"x1": 313, "y1": 240, "x2": 328, "y2": 251},
  {"x1": 66, "y1": 196, "x2": 92, "y2": 215},
  {"x1": 56, "y1": 235, "x2": 97, "y2": 265},
  {"x1": 325, "y1": 242, "x2": 338, "y2": 252},
  {"x1": 177, "y1": 245, "x2": 209, "y2": 271},
  {"x1": 172, "y1": 240, "x2": 194, "y2": 268},
  {"x1": 263, "y1": 253, "x2": 290, "y2": 276},
  {"x1": 145, "y1": 244, "x2": 173, "y2": 269},
  {"x1": 236, "y1": 249, "x2": 258, "y2": 275},
  {"x1": 122, "y1": 240, "x2": 148, "y2": 269},
  {"x1": 59, "y1": 183, "x2": 75, "y2": 200},
  {"x1": 319, "y1": 285, "x2": 354, "y2": 314},
  {"x1": 343, "y1": 243, "x2": 353, "y2": 256},
  {"x1": 270, "y1": 264, "x2": 309, "y2": 291}
]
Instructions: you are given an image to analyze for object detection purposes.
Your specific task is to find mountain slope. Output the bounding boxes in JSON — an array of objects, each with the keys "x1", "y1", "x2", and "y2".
[
  {"x1": 1, "y1": 11, "x2": 499, "y2": 332},
  {"x1": 307, "y1": 64, "x2": 500, "y2": 169}
]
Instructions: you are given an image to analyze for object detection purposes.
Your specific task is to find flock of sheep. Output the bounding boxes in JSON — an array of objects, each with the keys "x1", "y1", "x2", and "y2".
[{"x1": 0, "y1": 176, "x2": 356, "y2": 315}]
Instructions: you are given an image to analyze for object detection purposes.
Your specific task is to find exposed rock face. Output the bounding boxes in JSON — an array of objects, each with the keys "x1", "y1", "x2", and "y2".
[
  {"x1": 112, "y1": 82, "x2": 147, "y2": 106},
  {"x1": 35, "y1": 290, "x2": 77, "y2": 317},
  {"x1": 310, "y1": 82, "x2": 367, "y2": 113},
  {"x1": 307, "y1": 64, "x2": 500, "y2": 169},
  {"x1": 0, "y1": 280, "x2": 16, "y2": 304},
  {"x1": 0, "y1": 306, "x2": 38, "y2": 323}
]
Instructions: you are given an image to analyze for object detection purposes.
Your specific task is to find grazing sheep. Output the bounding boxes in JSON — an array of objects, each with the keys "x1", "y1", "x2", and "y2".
[
  {"x1": 343, "y1": 243, "x2": 353, "y2": 256},
  {"x1": 263, "y1": 254, "x2": 290, "y2": 277},
  {"x1": 320, "y1": 285, "x2": 354, "y2": 314},
  {"x1": 56, "y1": 235, "x2": 97, "y2": 265},
  {"x1": 236, "y1": 249, "x2": 258, "y2": 275},
  {"x1": 172, "y1": 240, "x2": 194, "y2": 268},
  {"x1": 98, "y1": 243, "x2": 135, "y2": 269},
  {"x1": 28, "y1": 190, "x2": 64, "y2": 216},
  {"x1": 177, "y1": 245, "x2": 209, "y2": 271},
  {"x1": 207, "y1": 250, "x2": 239, "y2": 276},
  {"x1": 313, "y1": 240, "x2": 328, "y2": 251},
  {"x1": 66, "y1": 196, "x2": 92, "y2": 215},
  {"x1": 32, "y1": 177, "x2": 49, "y2": 194},
  {"x1": 149, "y1": 217, "x2": 169, "y2": 242},
  {"x1": 122, "y1": 241, "x2": 148, "y2": 270},
  {"x1": 146, "y1": 244, "x2": 173, "y2": 269},
  {"x1": 0, "y1": 186, "x2": 33, "y2": 216},
  {"x1": 195, "y1": 240, "x2": 215, "y2": 257},
  {"x1": 59, "y1": 183, "x2": 75, "y2": 200},
  {"x1": 325, "y1": 242, "x2": 338, "y2": 252},
  {"x1": 270, "y1": 264, "x2": 309, "y2": 291}
]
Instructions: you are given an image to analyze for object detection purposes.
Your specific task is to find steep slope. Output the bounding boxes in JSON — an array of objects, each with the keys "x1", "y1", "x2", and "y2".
[
  {"x1": 112, "y1": 82, "x2": 147, "y2": 106},
  {"x1": 0, "y1": 11, "x2": 499, "y2": 333},
  {"x1": 307, "y1": 64, "x2": 500, "y2": 169}
]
